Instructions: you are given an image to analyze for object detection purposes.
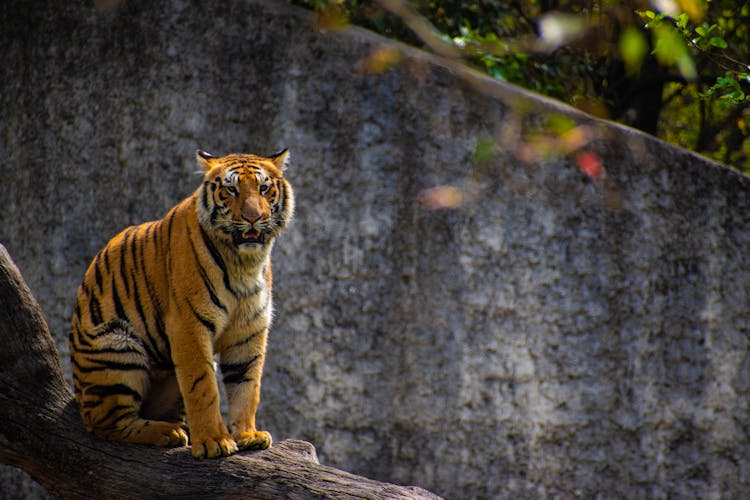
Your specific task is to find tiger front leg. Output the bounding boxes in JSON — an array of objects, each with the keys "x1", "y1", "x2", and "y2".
[
  {"x1": 171, "y1": 325, "x2": 238, "y2": 459},
  {"x1": 221, "y1": 337, "x2": 272, "y2": 450}
]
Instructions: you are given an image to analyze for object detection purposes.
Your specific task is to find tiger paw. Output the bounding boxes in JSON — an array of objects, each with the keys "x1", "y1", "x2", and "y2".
[
  {"x1": 154, "y1": 424, "x2": 189, "y2": 447},
  {"x1": 190, "y1": 434, "x2": 238, "y2": 459},
  {"x1": 119, "y1": 419, "x2": 188, "y2": 448},
  {"x1": 235, "y1": 430, "x2": 272, "y2": 450}
]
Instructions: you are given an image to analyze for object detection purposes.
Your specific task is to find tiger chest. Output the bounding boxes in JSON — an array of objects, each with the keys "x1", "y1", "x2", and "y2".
[{"x1": 213, "y1": 280, "x2": 271, "y2": 351}]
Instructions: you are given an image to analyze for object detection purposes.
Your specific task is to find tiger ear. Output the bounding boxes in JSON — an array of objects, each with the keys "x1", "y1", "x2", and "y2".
[
  {"x1": 269, "y1": 148, "x2": 290, "y2": 172},
  {"x1": 196, "y1": 149, "x2": 217, "y2": 171}
]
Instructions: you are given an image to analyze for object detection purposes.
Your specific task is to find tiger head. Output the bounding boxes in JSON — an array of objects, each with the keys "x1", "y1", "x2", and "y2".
[{"x1": 196, "y1": 149, "x2": 294, "y2": 252}]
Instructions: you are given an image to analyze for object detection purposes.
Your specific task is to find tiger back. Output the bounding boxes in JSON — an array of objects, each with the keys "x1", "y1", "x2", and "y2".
[{"x1": 69, "y1": 149, "x2": 294, "y2": 458}]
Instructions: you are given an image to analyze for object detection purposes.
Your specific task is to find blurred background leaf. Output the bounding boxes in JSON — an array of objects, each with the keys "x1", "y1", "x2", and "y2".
[{"x1": 292, "y1": 0, "x2": 750, "y2": 173}]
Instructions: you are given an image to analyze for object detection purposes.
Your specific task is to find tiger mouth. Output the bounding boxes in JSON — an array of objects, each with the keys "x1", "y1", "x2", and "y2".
[{"x1": 232, "y1": 228, "x2": 266, "y2": 246}]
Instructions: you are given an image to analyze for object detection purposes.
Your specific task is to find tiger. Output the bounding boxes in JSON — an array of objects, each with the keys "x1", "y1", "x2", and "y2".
[{"x1": 69, "y1": 149, "x2": 294, "y2": 458}]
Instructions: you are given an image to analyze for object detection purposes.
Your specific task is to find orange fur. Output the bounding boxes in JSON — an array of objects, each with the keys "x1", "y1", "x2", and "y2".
[{"x1": 70, "y1": 149, "x2": 293, "y2": 458}]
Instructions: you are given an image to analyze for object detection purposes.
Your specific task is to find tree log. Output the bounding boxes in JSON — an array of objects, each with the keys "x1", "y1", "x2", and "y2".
[{"x1": 0, "y1": 244, "x2": 440, "y2": 499}]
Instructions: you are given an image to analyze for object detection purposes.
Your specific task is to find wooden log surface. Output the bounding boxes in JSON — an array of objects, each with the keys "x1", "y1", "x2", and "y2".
[{"x1": 0, "y1": 244, "x2": 441, "y2": 499}]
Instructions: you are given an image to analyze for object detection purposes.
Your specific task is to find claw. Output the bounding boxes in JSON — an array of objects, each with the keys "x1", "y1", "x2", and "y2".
[
  {"x1": 191, "y1": 435, "x2": 238, "y2": 459},
  {"x1": 235, "y1": 430, "x2": 272, "y2": 450}
]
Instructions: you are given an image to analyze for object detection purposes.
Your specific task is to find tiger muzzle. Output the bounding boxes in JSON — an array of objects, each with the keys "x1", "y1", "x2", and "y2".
[{"x1": 233, "y1": 227, "x2": 266, "y2": 246}]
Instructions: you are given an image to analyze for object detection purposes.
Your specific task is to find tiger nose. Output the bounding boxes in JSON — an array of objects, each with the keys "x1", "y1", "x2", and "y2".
[{"x1": 242, "y1": 197, "x2": 262, "y2": 222}]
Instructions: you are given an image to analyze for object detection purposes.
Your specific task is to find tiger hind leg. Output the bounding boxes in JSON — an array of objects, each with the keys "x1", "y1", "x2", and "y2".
[{"x1": 74, "y1": 319, "x2": 188, "y2": 447}]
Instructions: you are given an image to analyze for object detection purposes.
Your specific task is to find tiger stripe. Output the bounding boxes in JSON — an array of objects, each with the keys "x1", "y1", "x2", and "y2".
[
  {"x1": 198, "y1": 222, "x2": 235, "y2": 297},
  {"x1": 221, "y1": 355, "x2": 260, "y2": 385}
]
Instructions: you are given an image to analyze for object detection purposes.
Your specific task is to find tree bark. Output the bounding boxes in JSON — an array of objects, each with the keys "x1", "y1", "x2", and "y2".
[{"x1": 0, "y1": 244, "x2": 440, "y2": 499}]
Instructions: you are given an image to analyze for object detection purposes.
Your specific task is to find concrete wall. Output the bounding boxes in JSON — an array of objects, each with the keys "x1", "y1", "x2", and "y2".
[{"x1": 2, "y1": 0, "x2": 750, "y2": 497}]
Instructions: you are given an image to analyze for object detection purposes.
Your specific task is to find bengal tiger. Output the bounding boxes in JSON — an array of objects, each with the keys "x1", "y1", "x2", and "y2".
[{"x1": 69, "y1": 149, "x2": 294, "y2": 458}]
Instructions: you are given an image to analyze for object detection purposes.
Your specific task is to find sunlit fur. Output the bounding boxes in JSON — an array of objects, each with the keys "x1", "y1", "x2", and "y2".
[{"x1": 69, "y1": 150, "x2": 293, "y2": 458}]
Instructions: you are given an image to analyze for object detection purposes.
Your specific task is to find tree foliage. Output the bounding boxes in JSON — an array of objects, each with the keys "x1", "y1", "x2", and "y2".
[{"x1": 293, "y1": 0, "x2": 750, "y2": 172}]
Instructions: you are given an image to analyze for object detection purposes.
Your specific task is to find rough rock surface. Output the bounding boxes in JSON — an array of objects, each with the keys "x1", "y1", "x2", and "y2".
[{"x1": 2, "y1": 0, "x2": 750, "y2": 498}]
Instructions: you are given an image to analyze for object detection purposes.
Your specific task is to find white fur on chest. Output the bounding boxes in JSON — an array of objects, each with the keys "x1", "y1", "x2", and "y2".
[{"x1": 213, "y1": 271, "x2": 271, "y2": 348}]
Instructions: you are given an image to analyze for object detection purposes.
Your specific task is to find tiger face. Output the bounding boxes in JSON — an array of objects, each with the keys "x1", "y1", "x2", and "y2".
[{"x1": 196, "y1": 150, "x2": 294, "y2": 251}]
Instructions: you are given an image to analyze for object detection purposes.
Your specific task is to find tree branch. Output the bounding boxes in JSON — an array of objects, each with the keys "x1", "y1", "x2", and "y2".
[{"x1": 0, "y1": 244, "x2": 440, "y2": 499}]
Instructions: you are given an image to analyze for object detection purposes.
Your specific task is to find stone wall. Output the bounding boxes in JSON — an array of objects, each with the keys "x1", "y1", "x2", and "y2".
[{"x1": 2, "y1": 0, "x2": 749, "y2": 497}]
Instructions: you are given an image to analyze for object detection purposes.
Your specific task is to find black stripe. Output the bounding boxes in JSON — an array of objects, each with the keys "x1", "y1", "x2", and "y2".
[
  {"x1": 130, "y1": 228, "x2": 140, "y2": 270},
  {"x1": 74, "y1": 344, "x2": 144, "y2": 355},
  {"x1": 126, "y1": 237, "x2": 153, "y2": 351},
  {"x1": 104, "y1": 247, "x2": 111, "y2": 274},
  {"x1": 148, "y1": 296, "x2": 170, "y2": 365},
  {"x1": 223, "y1": 375, "x2": 252, "y2": 385},
  {"x1": 74, "y1": 358, "x2": 148, "y2": 373},
  {"x1": 152, "y1": 219, "x2": 161, "y2": 251},
  {"x1": 119, "y1": 424, "x2": 136, "y2": 439},
  {"x1": 278, "y1": 181, "x2": 286, "y2": 209},
  {"x1": 202, "y1": 182, "x2": 212, "y2": 214},
  {"x1": 94, "y1": 253, "x2": 104, "y2": 291},
  {"x1": 119, "y1": 229, "x2": 133, "y2": 298},
  {"x1": 166, "y1": 209, "x2": 177, "y2": 245},
  {"x1": 225, "y1": 327, "x2": 265, "y2": 351},
  {"x1": 99, "y1": 404, "x2": 134, "y2": 425},
  {"x1": 199, "y1": 224, "x2": 235, "y2": 296},
  {"x1": 140, "y1": 322, "x2": 165, "y2": 365},
  {"x1": 89, "y1": 318, "x2": 130, "y2": 338},
  {"x1": 71, "y1": 324, "x2": 90, "y2": 348},
  {"x1": 129, "y1": 270, "x2": 161, "y2": 362},
  {"x1": 275, "y1": 182, "x2": 285, "y2": 212},
  {"x1": 105, "y1": 411, "x2": 136, "y2": 430},
  {"x1": 190, "y1": 303, "x2": 216, "y2": 335},
  {"x1": 129, "y1": 233, "x2": 159, "y2": 360},
  {"x1": 137, "y1": 241, "x2": 170, "y2": 365},
  {"x1": 81, "y1": 399, "x2": 102, "y2": 409},
  {"x1": 84, "y1": 383, "x2": 142, "y2": 401},
  {"x1": 221, "y1": 356, "x2": 259, "y2": 385},
  {"x1": 130, "y1": 270, "x2": 148, "y2": 328},
  {"x1": 187, "y1": 225, "x2": 228, "y2": 314},
  {"x1": 205, "y1": 273, "x2": 228, "y2": 312},
  {"x1": 144, "y1": 222, "x2": 154, "y2": 241},
  {"x1": 165, "y1": 210, "x2": 178, "y2": 278},
  {"x1": 190, "y1": 373, "x2": 207, "y2": 393},
  {"x1": 76, "y1": 319, "x2": 137, "y2": 347},
  {"x1": 89, "y1": 291, "x2": 103, "y2": 326},
  {"x1": 112, "y1": 280, "x2": 127, "y2": 320},
  {"x1": 87, "y1": 359, "x2": 147, "y2": 371},
  {"x1": 208, "y1": 183, "x2": 221, "y2": 224}
]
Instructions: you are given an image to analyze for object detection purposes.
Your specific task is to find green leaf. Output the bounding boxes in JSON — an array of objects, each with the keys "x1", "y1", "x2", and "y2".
[
  {"x1": 709, "y1": 37, "x2": 728, "y2": 48},
  {"x1": 694, "y1": 24, "x2": 716, "y2": 38},
  {"x1": 619, "y1": 26, "x2": 648, "y2": 76},
  {"x1": 652, "y1": 22, "x2": 697, "y2": 81},
  {"x1": 701, "y1": 74, "x2": 749, "y2": 105},
  {"x1": 545, "y1": 114, "x2": 577, "y2": 135},
  {"x1": 677, "y1": 13, "x2": 689, "y2": 29}
]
